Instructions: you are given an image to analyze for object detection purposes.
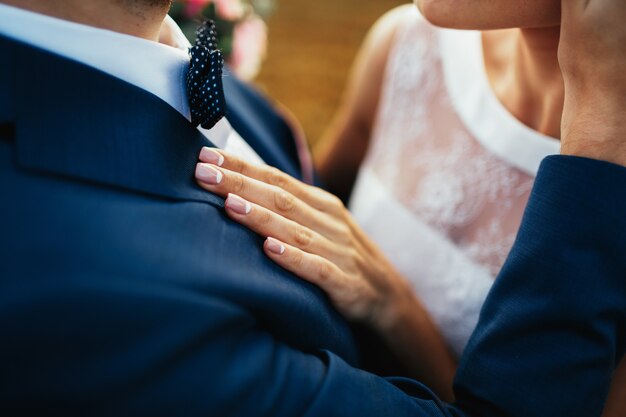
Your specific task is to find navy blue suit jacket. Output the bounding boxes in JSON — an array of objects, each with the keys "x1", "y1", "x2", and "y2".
[{"x1": 0, "y1": 35, "x2": 624, "y2": 416}]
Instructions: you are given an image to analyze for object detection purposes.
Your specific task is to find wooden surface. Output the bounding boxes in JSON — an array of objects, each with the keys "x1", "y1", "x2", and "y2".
[{"x1": 254, "y1": 0, "x2": 408, "y2": 147}]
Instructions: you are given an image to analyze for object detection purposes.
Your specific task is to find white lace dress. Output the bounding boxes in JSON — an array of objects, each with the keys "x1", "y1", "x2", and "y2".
[{"x1": 349, "y1": 9, "x2": 560, "y2": 357}]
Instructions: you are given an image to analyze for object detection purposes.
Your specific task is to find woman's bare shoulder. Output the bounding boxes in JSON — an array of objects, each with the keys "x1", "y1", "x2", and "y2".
[
  {"x1": 314, "y1": 4, "x2": 428, "y2": 189},
  {"x1": 362, "y1": 4, "x2": 422, "y2": 62},
  {"x1": 345, "y1": 5, "x2": 423, "y2": 129}
]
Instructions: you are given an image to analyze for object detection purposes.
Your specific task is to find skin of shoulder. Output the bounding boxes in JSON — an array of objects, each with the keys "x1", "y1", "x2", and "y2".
[
  {"x1": 314, "y1": 4, "x2": 423, "y2": 200},
  {"x1": 343, "y1": 4, "x2": 420, "y2": 133}
]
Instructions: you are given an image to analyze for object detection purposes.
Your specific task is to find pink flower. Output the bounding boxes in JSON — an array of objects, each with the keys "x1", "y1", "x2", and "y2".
[
  {"x1": 182, "y1": 0, "x2": 244, "y2": 20},
  {"x1": 183, "y1": 0, "x2": 212, "y2": 18},
  {"x1": 213, "y1": 0, "x2": 245, "y2": 21},
  {"x1": 228, "y1": 15, "x2": 268, "y2": 80}
]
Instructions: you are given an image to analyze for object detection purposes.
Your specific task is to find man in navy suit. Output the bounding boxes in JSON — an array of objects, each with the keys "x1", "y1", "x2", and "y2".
[{"x1": 0, "y1": 0, "x2": 624, "y2": 416}]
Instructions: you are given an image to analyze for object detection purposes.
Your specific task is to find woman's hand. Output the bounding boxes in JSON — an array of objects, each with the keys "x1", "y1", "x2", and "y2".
[
  {"x1": 194, "y1": 148, "x2": 416, "y2": 331},
  {"x1": 195, "y1": 148, "x2": 458, "y2": 399},
  {"x1": 559, "y1": 0, "x2": 626, "y2": 166}
]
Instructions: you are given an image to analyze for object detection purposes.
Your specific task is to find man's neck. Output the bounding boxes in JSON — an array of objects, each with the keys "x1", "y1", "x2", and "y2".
[
  {"x1": 483, "y1": 27, "x2": 564, "y2": 139},
  {"x1": 0, "y1": 0, "x2": 170, "y2": 41}
]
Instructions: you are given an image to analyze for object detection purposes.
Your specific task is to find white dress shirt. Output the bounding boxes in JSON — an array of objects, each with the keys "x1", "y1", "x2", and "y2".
[{"x1": 0, "y1": 3, "x2": 264, "y2": 164}]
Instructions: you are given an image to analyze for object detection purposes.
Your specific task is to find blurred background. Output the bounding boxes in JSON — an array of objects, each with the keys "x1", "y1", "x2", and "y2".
[
  {"x1": 255, "y1": 0, "x2": 407, "y2": 147},
  {"x1": 171, "y1": 0, "x2": 408, "y2": 148}
]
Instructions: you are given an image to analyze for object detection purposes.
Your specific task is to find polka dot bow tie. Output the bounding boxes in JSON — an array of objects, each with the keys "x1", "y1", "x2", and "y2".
[{"x1": 186, "y1": 20, "x2": 226, "y2": 129}]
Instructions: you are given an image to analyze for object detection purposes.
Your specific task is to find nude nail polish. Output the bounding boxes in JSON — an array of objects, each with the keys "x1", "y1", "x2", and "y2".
[
  {"x1": 226, "y1": 194, "x2": 251, "y2": 215},
  {"x1": 266, "y1": 237, "x2": 286, "y2": 255},
  {"x1": 196, "y1": 163, "x2": 223, "y2": 184},
  {"x1": 200, "y1": 147, "x2": 224, "y2": 166}
]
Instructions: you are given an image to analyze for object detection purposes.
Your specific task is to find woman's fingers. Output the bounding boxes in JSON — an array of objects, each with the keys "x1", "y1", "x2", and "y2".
[
  {"x1": 264, "y1": 237, "x2": 378, "y2": 322},
  {"x1": 199, "y1": 147, "x2": 304, "y2": 195},
  {"x1": 195, "y1": 162, "x2": 348, "y2": 239},
  {"x1": 264, "y1": 237, "x2": 346, "y2": 297},
  {"x1": 222, "y1": 193, "x2": 349, "y2": 266},
  {"x1": 199, "y1": 147, "x2": 345, "y2": 214}
]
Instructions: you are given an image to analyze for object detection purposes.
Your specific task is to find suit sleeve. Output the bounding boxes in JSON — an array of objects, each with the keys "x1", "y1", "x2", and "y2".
[
  {"x1": 454, "y1": 155, "x2": 626, "y2": 417},
  {"x1": 0, "y1": 271, "x2": 459, "y2": 416}
]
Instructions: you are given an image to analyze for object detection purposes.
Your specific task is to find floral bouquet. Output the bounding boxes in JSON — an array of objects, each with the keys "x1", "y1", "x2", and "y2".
[{"x1": 169, "y1": 0, "x2": 275, "y2": 81}]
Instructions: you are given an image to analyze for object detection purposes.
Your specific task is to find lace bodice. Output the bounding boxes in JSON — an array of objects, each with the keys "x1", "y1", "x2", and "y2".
[{"x1": 349, "y1": 8, "x2": 560, "y2": 356}]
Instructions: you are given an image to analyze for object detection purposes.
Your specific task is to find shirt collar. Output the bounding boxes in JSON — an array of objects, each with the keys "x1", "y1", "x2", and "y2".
[{"x1": 0, "y1": 3, "x2": 192, "y2": 119}]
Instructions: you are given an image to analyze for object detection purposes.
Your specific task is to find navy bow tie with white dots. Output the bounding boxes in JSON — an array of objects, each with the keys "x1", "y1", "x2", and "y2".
[{"x1": 187, "y1": 20, "x2": 226, "y2": 130}]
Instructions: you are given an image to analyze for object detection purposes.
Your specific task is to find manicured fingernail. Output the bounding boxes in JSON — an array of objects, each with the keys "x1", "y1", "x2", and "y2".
[
  {"x1": 195, "y1": 163, "x2": 222, "y2": 184},
  {"x1": 266, "y1": 237, "x2": 285, "y2": 255},
  {"x1": 200, "y1": 147, "x2": 224, "y2": 166},
  {"x1": 225, "y1": 193, "x2": 251, "y2": 215}
]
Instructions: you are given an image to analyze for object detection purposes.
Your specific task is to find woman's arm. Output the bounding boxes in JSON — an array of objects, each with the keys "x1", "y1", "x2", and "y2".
[
  {"x1": 194, "y1": 148, "x2": 457, "y2": 401},
  {"x1": 314, "y1": 6, "x2": 411, "y2": 201}
]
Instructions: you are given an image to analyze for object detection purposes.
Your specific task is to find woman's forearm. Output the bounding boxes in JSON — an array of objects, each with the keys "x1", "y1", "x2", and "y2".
[
  {"x1": 314, "y1": 118, "x2": 370, "y2": 202},
  {"x1": 376, "y1": 290, "x2": 458, "y2": 402}
]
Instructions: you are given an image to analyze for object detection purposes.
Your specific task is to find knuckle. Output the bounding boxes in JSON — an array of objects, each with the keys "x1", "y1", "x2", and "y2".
[
  {"x1": 338, "y1": 248, "x2": 359, "y2": 274},
  {"x1": 231, "y1": 173, "x2": 246, "y2": 194},
  {"x1": 336, "y1": 203, "x2": 350, "y2": 220},
  {"x1": 335, "y1": 223, "x2": 352, "y2": 240},
  {"x1": 293, "y1": 226, "x2": 313, "y2": 248},
  {"x1": 317, "y1": 260, "x2": 333, "y2": 283},
  {"x1": 351, "y1": 251, "x2": 367, "y2": 272},
  {"x1": 321, "y1": 193, "x2": 346, "y2": 216},
  {"x1": 327, "y1": 220, "x2": 352, "y2": 245},
  {"x1": 290, "y1": 250, "x2": 304, "y2": 269},
  {"x1": 274, "y1": 190, "x2": 297, "y2": 214},
  {"x1": 232, "y1": 156, "x2": 246, "y2": 174},
  {"x1": 267, "y1": 167, "x2": 289, "y2": 189},
  {"x1": 257, "y1": 209, "x2": 272, "y2": 227},
  {"x1": 238, "y1": 161, "x2": 250, "y2": 177},
  {"x1": 329, "y1": 193, "x2": 344, "y2": 208}
]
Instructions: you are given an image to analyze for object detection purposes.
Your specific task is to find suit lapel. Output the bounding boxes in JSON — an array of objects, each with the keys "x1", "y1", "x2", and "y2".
[{"x1": 2, "y1": 35, "x2": 223, "y2": 207}]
